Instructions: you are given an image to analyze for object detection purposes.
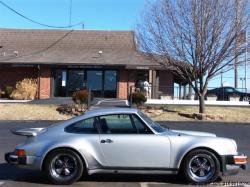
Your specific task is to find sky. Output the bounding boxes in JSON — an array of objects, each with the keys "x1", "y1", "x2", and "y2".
[
  {"x1": 0, "y1": 0, "x2": 146, "y2": 30},
  {"x1": 0, "y1": 0, "x2": 249, "y2": 91}
]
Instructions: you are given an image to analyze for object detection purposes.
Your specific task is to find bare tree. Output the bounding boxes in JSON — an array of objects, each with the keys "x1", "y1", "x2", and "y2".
[{"x1": 136, "y1": 0, "x2": 249, "y2": 113}]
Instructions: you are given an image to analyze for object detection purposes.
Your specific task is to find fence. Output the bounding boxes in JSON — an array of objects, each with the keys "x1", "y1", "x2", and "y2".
[{"x1": 129, "y1": 85, "x2": 249, "y2": 102}]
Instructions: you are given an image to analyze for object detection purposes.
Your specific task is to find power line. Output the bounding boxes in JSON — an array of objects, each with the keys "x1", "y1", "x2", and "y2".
[{"x1": 0, "y1": 0, "x2": 84, "y2": 29}]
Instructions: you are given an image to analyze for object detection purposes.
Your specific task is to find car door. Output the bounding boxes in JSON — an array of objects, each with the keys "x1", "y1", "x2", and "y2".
[
  {"x1": 98, "y1": 114, "x2": 170, "y2": 168},
  {"x1": 64, "y1": 117, "x2": 108, "y2": 167}
]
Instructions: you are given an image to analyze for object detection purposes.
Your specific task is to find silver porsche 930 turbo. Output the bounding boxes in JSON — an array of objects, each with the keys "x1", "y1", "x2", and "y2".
[{"x1": 5, "y1": 108, "x2": 247, "y2": 185}]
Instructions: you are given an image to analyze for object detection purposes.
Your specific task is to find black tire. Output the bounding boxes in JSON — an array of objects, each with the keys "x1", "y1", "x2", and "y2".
[
  {"x1": 181, "y1": 149, "x2": 220, "y2": 185},
  {"x1": 242, "y1": 96, "x2": 250, "y2": 101},
  {"x1": 44, "y1": 149, "x2": 84, "y2": 185}
]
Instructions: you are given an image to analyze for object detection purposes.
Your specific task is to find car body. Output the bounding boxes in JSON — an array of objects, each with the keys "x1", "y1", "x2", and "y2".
[
  {"x1": 206, "y1": 86, "x2": 250, "y2": 101},
  {"x1": 5, "y1": 108, "x2": 247, "y2": 185}
]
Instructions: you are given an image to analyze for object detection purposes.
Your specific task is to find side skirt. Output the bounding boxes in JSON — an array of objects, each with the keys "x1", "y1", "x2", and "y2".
[{"x1": 88, "y1": 167, "x2": 178, "y2": 175}]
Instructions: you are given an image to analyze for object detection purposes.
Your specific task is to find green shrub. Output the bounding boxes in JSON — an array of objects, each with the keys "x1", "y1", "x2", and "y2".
[
  {"x1": 5, "y1": 86, "x2": 14, "y2": 98},
  {"x1": 10, "y1": 78, "x2": 37, "y2": 100},
  {"x1": 131, "y1": 92, "x2": 147, "y2": 106},
  {"x1": 72, "y1": 90, "x2": 89, "y2": 104}
]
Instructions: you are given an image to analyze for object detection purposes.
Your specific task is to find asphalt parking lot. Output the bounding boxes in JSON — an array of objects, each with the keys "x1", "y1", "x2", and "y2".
[{"x1": 0, "y1": 120, "x2": 249, "y2": 187}]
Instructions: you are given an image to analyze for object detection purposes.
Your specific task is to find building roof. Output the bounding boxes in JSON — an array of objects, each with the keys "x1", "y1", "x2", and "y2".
[{"x1": 0, "y1": 28, "x2": 157, "y2": 68}]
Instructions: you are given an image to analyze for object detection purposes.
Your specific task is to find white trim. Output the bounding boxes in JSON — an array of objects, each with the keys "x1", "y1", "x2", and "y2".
[
  {"x1": 0, "y1": 100, "x2": 31, "y2": 103},
  {"x1": 146, "y1": 99, "x2": 249, "y2": 106}
]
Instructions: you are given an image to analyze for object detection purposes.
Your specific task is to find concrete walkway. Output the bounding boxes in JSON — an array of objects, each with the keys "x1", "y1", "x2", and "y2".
[{"x1": 90, "y1": 98, "x2": 129, "y2": 109}]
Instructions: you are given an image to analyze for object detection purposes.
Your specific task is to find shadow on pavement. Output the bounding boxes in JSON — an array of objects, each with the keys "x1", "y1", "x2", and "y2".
[
  {"x1": 0, "y1": 163, "x2": 50, "y2": 184},
  {"x1": 0, "y1": 163, "x2": 188, "y2": 185},
  {"x1": 83, "y1": 173, "x2": 186, "y2": 184}
]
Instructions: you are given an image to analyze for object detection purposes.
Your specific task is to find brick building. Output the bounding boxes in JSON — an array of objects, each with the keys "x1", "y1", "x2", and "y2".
[{"x1": 0, "y1": 28, "x2": 174, "y2": 99}]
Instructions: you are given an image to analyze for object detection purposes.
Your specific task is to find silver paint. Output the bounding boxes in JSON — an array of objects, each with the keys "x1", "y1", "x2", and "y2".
[{"x1": 12, "y1": 108, "x2": 240, "y2": 175}]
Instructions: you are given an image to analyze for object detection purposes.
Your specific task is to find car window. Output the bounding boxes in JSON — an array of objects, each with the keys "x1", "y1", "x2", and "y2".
[
  {"x1": 225, "y1": 88, "x2": 234, "y2": 93},
  {"x1": 138, "y1": 111, "x2": 166, "y2": 133},
  {"x1": 132, "y1": 114, "x2": 153, "y2": 134},
  {"x1": 65, "y1": 117, "x2": 98, "y2": 134},
  {"x1": 99, "y1": 114, "x2": 137, "y2": 134}
]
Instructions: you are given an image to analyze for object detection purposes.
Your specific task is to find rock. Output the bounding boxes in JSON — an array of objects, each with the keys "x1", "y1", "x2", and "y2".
[{"x1": 178, "y1": 112, "x2": 195, "y2": 119}]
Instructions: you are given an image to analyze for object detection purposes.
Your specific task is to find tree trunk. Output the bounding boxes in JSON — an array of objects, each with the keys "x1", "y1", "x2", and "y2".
[{"x1": 199, "y1": 95, "x2": 205, "y2": 113}]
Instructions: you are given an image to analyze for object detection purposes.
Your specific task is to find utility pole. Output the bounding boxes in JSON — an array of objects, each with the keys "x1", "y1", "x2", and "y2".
[
  {"x1": 245, "y1": 30, "x2": 248, "y2": 93},
  {"x1": 220, "y1": 71, "x2": 223, "y2": 87},
  {"x1": 234, "y1": 0, "x2": 239, "y2": 88}
]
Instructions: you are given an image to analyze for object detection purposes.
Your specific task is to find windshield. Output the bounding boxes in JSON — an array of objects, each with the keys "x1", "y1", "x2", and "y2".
[{"x1": 138, "y1": 111, "x2": 167, "y2": 133}]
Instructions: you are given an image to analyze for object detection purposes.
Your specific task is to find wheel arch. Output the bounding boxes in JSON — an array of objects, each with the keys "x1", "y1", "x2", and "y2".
[
  {"x1": 41, "y1": 146, "x2": 88, "y2": 171},
  {"x1": 178, "y1": 147, "x2": 222, "y2": 172}
]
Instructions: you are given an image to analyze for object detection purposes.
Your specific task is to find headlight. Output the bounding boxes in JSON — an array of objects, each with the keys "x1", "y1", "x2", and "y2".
[{"x1": 231, "y1": 139, "x2": 237, "y2": 151}]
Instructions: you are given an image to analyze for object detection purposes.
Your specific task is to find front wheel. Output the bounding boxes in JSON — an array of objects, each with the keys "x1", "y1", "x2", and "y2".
[
  {"x1": 242, "y1": 96, "x2": 250, "y2": 101},
  {"x1": 44, "y1": 149, "x2": 84, "y2": 185},
  {"x1": 181, "y1": 149, "x2": 220, "y2": 184}
]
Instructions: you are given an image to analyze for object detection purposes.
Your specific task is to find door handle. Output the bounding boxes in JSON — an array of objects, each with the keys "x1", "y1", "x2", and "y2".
[{"x1": 100, "y1": 139, "x2": 113, "y2": 143}]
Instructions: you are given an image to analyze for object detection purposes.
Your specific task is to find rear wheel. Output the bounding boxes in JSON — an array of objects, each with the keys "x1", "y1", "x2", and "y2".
[
  {"x1": 45, "y1": 149, "x2": 84, "y2": 185},
  {"x1": 181, "y1": 149, "x2": 220, "y2": 184}
]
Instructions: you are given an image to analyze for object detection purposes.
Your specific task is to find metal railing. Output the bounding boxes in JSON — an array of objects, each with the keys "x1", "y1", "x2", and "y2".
[{"x1": 129, "y1": 85, "x2": 249, "y2": 101}]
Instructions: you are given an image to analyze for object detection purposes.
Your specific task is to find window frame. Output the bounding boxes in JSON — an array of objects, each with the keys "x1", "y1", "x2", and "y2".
[
  {"x1": 97, "y1": 113, "x2": 138, "y2": 134},
  {"x1": 130, "y1": 114, "x2": 154, "y2": 134},
  {"x1": 64, "y1": 117, "x2": 100, "y2": 134}
]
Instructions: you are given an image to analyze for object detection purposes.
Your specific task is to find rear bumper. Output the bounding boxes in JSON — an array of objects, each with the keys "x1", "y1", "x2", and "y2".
[
  {"x1": 221, "y1": 153, "x2": 247, "y2": 175},
  {"x1": 5, "y1": 152, "x2": 26, "y2": 165},
  {"x1": 5, "y1": 152, "x2": 42, "y2": 170}
]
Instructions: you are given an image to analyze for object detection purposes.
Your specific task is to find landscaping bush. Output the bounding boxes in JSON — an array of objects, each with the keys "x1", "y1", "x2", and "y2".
[
  {"x1": 10, "y1": 78, "x2": 37, "y2": 100},
  {"x1": 4, "y1": 86, "x2": 14, "y2": 98},
  {"x1": 57, "y1": 104, "x2": 87, "y2": 116},
  {"x1": 131, "y1": 92, "x2": 147, "y2": 106},
  {"x1": 72, "y1": 90, "x2": 89, "y2": 104}
]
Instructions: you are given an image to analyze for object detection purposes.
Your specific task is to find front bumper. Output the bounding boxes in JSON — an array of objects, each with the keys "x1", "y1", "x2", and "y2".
[{"x1": 221, "y1": 153, "x2": 247, "y2": 175}]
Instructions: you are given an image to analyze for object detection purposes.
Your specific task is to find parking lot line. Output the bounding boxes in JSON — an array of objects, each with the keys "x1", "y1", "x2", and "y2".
[{"x1": 140, "y1": 182, "x2": 149, "y2": 187}]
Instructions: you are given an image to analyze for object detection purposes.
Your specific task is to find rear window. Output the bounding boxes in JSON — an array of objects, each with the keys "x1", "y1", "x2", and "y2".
[{"x1": 65, "y1": 117, "x2": 98, "y2": 134}]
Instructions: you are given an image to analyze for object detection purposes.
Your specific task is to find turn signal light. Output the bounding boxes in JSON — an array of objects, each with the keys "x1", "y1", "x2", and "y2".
[
  {"x1": 234, "y1": 155, "x2": 247, "y2": 164},
  {"x1": 15, "y1": 149, "x2": 26, "y2": 156}
]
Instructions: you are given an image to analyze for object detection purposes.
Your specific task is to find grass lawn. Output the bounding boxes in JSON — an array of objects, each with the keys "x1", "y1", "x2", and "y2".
[
  {"x1": 0, "y1": 104, "x2": 71, "y2": 120},
  {"x1": 0, "y1": 104, "x2": 249, "y2": 123},
  {"x1": 153, "y1": 105, "x2": 250, "y2": 123}
]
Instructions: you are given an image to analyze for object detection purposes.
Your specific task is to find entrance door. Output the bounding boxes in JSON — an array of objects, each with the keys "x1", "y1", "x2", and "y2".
[
  {"x1": 68, "y1": 70, "x2": 85, "y2": 95},
  {"x1": 54, "y1": 69, "x2": 67, "y2": 97},
  {"x1": 104, "y1": 70, "x2": 117, "y2": 98},
  {"x1": 87, "y1": 70, "x2": 103, "y2": 97}
]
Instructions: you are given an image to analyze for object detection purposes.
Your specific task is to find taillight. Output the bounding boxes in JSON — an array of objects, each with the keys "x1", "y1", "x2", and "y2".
[{"x1": 15, "y1": 149, "x2": 26, "y2": 156}]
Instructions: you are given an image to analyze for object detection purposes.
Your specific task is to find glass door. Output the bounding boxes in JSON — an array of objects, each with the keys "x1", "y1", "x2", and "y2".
[
  {"x1": 54, "y1": 69, "x2": 67, "y2": 97},
  {"x1": 68, "y1": 70, "x2": 86, "y2": 95},
  {"x1": 87, "y1": 70, "x2": 103, "y2": 97},
  {"x1": 104, "y1": 70, "x2": 117, "y2": 98}
]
